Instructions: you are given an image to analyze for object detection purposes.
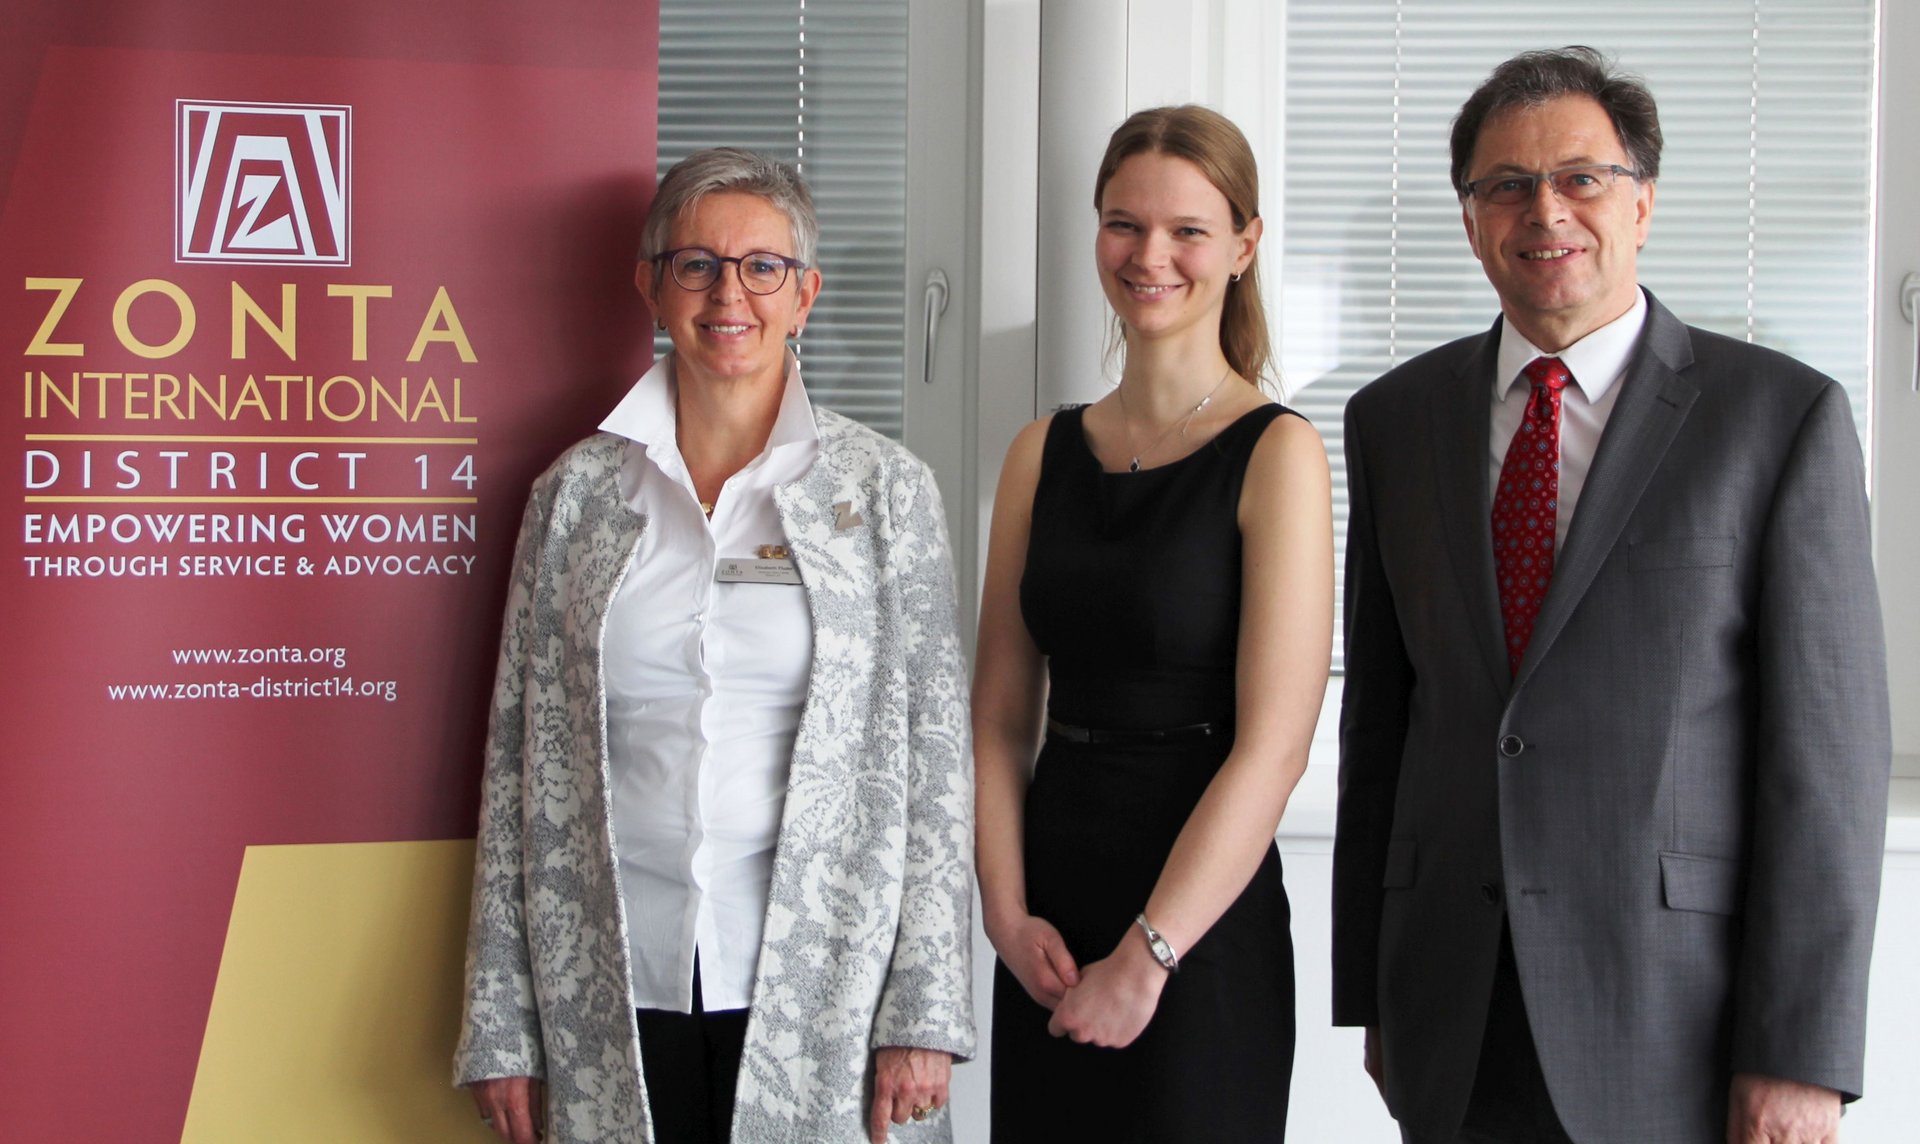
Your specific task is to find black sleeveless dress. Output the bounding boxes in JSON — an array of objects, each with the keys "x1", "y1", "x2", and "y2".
[{"x1": 989, "y1": 404, "x2": 1297, "y2": 1142}]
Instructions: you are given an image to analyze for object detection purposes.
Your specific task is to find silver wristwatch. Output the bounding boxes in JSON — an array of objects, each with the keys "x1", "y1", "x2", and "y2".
[{"x1": 1134, "y1": 913, "x2": 1180, "y2": 973}]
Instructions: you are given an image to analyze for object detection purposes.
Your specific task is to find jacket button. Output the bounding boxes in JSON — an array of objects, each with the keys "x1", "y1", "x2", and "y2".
[
  {"x1": 1479, "y1": 882, "x2": 1500, "y2": 904},
  {"x1": 1498, "y1": 734, "x2": 1524, "y2": 758}
]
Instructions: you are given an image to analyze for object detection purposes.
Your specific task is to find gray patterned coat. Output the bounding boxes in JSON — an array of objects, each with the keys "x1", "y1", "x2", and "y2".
[{"x1": 454, "y1": 408, "x2": 975, "y2": 1143}]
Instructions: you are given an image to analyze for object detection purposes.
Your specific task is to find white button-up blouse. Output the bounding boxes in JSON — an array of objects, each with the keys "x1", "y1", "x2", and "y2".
[{"x1": 596, "y1": 354, "x2": 818, "y2": 1014}]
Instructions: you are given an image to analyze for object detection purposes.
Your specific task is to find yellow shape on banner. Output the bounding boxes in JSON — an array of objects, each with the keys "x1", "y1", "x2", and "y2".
[{"x1": 182, "y1": 841, "x2": 498, "y2": 1144}]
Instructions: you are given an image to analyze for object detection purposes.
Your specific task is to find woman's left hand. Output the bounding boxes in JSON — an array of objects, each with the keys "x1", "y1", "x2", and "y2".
[
  {"x1": 868, "y1": 1046, "x2": 952, "y2": 1143},
  {"x1": 1045, "y1": 930, "x2": 1169, "y2": 1049}
]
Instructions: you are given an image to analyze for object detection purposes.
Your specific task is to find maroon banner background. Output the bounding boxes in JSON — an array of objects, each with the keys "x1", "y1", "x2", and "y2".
[{"x1": 0, "y1": 3, "x2": 658, "y2": 1139}]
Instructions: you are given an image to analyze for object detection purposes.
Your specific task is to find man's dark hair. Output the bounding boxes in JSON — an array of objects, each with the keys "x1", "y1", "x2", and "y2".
[{"x1": 1450, "y1": 46, "x2": 1663, "y2": 199}]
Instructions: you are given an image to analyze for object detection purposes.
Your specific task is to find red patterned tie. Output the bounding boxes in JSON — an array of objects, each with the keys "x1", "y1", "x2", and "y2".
[{"x1": 1492, "y1": 356, "x2": 1571, "y2": 677}]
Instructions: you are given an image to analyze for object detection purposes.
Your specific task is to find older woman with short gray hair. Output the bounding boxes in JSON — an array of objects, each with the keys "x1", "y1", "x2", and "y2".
[{"x1": 455, "y1": 147, "x2": 975, "y2": 1144}]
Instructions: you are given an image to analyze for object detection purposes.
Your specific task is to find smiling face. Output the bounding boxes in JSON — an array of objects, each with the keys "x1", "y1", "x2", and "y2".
[
  {"x1": 1095, "y1": 151, "x2": 1259, "y2": 351},
  {"x1": 635, "y1": 191, "x2": 820, "y2": 389},
  {"x1": 1462, "y1": 95, "x2": 1654, "y2": 352}
]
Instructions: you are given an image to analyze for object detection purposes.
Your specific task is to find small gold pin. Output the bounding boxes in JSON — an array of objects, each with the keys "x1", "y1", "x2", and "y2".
[{"x1": 756, "y1": 544, "x2": 790, "y2": 560}]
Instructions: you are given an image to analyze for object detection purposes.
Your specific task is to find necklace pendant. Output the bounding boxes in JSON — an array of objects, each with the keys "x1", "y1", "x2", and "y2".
[{"x1": 1128, "y1": 458, "x2": 1141, "y2": 473}]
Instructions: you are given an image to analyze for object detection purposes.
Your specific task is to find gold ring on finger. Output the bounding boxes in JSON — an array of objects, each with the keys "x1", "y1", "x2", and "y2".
[{"x1": 911, "y1": 1105, "x2": 928, "y2": 1121}]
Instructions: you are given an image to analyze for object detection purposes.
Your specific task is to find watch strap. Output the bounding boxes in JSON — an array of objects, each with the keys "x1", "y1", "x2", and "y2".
[{"x1": 1134, "y1": 913, "x2": 1180, "y2": 973}]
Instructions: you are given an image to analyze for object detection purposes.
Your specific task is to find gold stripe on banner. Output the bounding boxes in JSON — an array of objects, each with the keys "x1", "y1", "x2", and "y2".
[{"x1": 182, "y1": 841, "x2": 496, "y2": 1144}]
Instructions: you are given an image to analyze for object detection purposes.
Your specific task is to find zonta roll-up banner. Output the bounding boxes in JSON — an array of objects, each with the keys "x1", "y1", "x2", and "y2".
[{"x1": 0, "y1": 4, "x2": 658, "y2": 1140}]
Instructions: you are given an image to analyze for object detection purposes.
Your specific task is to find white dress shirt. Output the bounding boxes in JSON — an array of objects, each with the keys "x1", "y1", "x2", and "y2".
[
  {"x1": 598, "y1": 353, "x2": 818, "y2": 1014},
  {"x1": 1489, "y1": 290, "x2": 1649, "y2": 549}
]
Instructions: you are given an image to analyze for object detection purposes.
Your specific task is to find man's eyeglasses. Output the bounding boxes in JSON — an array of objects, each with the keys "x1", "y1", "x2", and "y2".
[
  {"x1": 653, "y1": 247, "x2": 807, "y2": 295},
  {"x1": 1463, "y1": 164, "x2": 1641, "y2": 207}
]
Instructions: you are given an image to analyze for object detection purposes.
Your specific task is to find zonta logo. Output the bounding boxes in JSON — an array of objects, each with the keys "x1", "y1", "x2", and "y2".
[{"x1": 176, "y1": 100, "x2": 351, "y2": 266}]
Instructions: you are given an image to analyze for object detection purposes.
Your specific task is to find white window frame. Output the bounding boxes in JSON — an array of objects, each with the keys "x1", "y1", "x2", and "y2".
[{"x1": 1873, "y1": 0, "x2": 1920, "y2": 782}]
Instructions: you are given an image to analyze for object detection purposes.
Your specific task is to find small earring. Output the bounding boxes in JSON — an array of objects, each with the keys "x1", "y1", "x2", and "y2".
[
  {"x1": 1230, "y1": 272, "x2": 1243, "y2": 283},
  {"x1": 789, "y1": 327, "x2": 801, "y2": 338}
]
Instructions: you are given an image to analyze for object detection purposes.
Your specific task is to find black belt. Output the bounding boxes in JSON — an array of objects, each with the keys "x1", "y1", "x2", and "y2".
[{"x1": 1045, "y1": 717, "x2": 1230, "y2": 746}]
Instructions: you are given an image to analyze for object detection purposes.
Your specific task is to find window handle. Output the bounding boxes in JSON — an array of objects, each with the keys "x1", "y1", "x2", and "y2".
[
  {"x1": 922, "y1": 268, "x2": 950, "y2": 386},
  {"x1": 1902, "y1": 272, "x2": 1920, "y2": 392}
]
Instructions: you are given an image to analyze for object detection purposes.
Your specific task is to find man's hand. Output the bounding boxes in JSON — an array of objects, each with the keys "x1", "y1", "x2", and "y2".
[
  {"x1": 1363, "y1": 1025, "x2": 1386, "y2": 1100},
  {"x1": 1727, "y1": 1073, "x2": 1840, "y2": 1144}
]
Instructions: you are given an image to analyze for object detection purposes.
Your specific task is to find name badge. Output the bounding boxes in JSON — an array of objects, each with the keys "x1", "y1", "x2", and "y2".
[{"x1": 717, "y1": 556, "x2": 804, "y2": 585}]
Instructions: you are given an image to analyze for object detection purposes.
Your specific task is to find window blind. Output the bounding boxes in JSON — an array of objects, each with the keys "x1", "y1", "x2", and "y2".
[
  {"x1": 1276, "y1": 0, "x2": 1876, "y2": 670},
  {"x1": 656, "y1": 0, "x2": 909, "y2": 437}
]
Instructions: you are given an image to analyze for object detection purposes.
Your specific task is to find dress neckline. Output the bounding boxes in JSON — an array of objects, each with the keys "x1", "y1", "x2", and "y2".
[{"x1": 1073, "y1": 402, "x2": 1280, "y2": 476}]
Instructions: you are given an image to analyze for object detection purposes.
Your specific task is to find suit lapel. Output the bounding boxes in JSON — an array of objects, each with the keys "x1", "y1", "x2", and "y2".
[
  {"x1": 1430, "y1": 320, "x2": 1512, "y2": 695},
  {"x1": 1511, "y1": 294, "x2": 1699, "y2": 693}
]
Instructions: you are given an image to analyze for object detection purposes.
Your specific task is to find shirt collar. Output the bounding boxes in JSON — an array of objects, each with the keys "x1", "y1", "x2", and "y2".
[
  {"x1": 1494, "y1": 287, "x2": 1648, "y2": 403},
  {"x1": 598, "y1": 351, "x2": 820, "y2": 457}
]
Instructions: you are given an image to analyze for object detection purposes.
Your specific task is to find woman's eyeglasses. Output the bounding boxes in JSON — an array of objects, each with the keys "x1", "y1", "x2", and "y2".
[{"x1": 652, "y1": 247, "x2": 807, "y2": 295}]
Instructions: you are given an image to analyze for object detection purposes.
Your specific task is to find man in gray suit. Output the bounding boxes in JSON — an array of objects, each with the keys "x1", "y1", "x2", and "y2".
[{"x1": 1333, "y1": 46, "x2": 1891, "y2": 1144}]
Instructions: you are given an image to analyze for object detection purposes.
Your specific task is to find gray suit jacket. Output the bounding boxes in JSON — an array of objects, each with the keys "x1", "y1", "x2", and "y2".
[{"x1": 1332, "y1": 291, "x2": 1891, "y2": 1143}]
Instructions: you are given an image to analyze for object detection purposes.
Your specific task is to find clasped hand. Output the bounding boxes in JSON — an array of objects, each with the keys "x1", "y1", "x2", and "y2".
[{"x1": 996, "y1": 912, "x2": 1168, "y2": 1050}]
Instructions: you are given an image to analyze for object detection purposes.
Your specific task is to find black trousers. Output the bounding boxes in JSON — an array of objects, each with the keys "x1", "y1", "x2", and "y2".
[
  {"x1": 634, "y1": 959, "x2": 750, "y2": 1144},
  {"x1": 1403, "y1": 923, "x2": 1575, "y2": 1144}
]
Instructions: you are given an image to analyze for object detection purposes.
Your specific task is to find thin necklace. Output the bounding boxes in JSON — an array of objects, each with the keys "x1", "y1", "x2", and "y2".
[{"x1": 1117, "y1": 367, "x2": 1231, "y2": 473}]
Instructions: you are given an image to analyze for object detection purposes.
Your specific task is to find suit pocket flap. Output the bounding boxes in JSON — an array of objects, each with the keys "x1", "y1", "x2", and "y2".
[
  {"x1": 1629, "y1": 535, "x2": 1736, "y2": 571},
  {"x1": 1660, "y1": 851, "x2": 1742, "y2": 915},
  {"x1": 1382, "y1": 836, "x2": 1416, "y2": 889}
]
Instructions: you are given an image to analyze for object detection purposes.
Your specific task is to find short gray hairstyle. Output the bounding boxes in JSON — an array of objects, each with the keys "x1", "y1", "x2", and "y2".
[{"x1": 638, "y1": 147, "x2": 818, "y2": 269}]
